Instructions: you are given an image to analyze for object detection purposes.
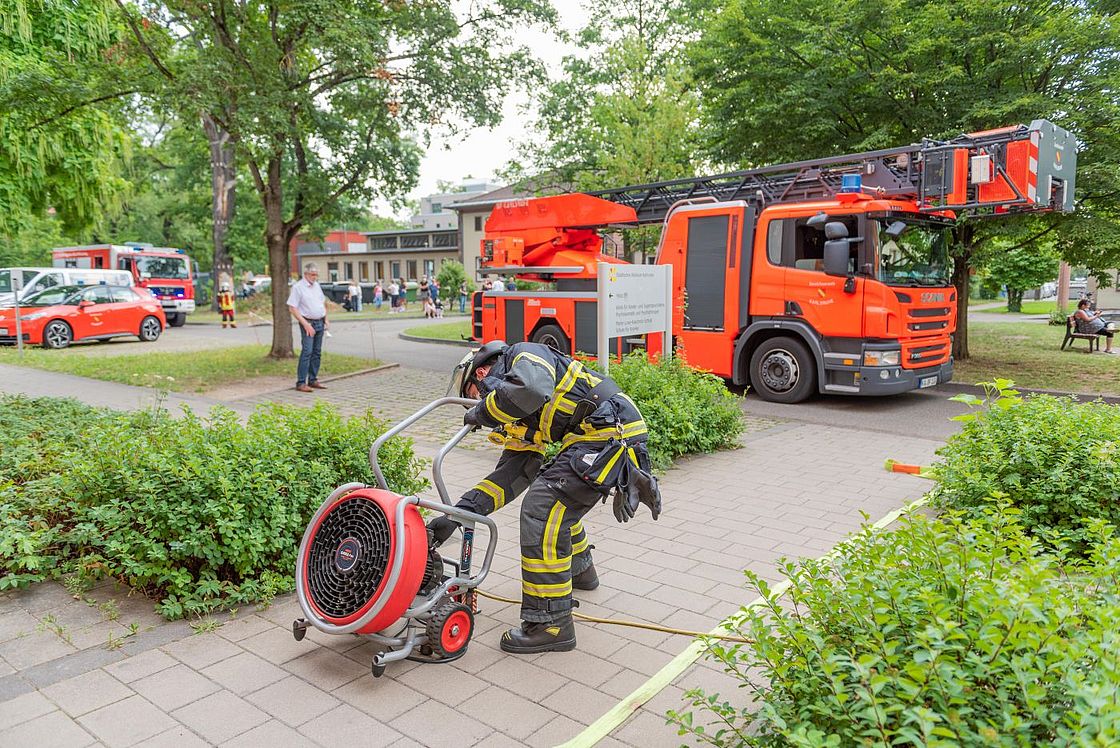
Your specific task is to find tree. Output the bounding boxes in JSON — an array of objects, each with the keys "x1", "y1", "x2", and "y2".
[
  {"x1": 689, "y1": 0, "x2": 1120, "y2": 358},
  {"x1": 507, "y1": 0, "x2": 702, "y2": 259},
  {"x1": 118, "y1": 0, "x2": 553, "y2": 357},
  {"x1": 437, "y1": 260, "x2": 471, "y2": 305},
  {"x1": 983, "y1": 242, "x2": 1060, "y2": 312},
  {"x1": 0, "y1": 0, "x2": 135, "y2": 238}
]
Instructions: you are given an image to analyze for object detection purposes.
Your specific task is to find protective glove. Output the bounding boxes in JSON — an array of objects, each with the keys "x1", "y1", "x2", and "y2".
[
  {"x1": 628, "y1": 469, "x2": 662, "y2": 521},
  {"x1": 427, "y1": 515, "x2": 460, "y2": 546},
  {"x1": 611, "y1": 488, "x2": 638, "y2": 523},
  {"x1": 463, "y1": 406, "x2": 482, "y2": 427}
]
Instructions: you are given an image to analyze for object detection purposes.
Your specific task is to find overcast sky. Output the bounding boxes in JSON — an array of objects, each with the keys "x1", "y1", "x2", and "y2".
[{"x1": 375, "y1": 3, "x2": 590, "y2": 219}]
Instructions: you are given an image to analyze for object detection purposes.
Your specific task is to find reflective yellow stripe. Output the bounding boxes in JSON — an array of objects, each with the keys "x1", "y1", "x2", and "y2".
[
  {"x1": 512, "y1": 351, "x2": 556, "y2": 377},
  {"x1": 540, "y1": 360, "x2": 582, "y2": 437},
  {"x1": 596, "y1": 445, "x2": 627, "y2": 484},
  {"x1": 484, "y1": 391, "x2": 517, "y2": 423},
  {"x1": 474, "y1": 479, "x2": 506, "y2": 509},
  {"x1": 521, "y1": 555, "x2": 572, "y2": 572},
  {"x1": 570, "y1": 521, "x2": 583, "y2": 536},
  {"x1": 543, "y1": 502, "x2": 566, "y2": 563},
  {"x1": 555, "y1": 397, "x2": 577, "y2": 414},
  {"x1": 572, "y1": 537, "x2": 589, "y2": 555},
  {"x1": 559, "y1": 420, "x2": 647, "y2": 450},
  {"x1": 522, "y1": 580, "x2": 572, "y2": 598}
]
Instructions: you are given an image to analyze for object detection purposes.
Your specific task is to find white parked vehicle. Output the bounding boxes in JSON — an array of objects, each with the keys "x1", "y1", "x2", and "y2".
[{"x1": 0, "y1": 267, "x2": 134, "y2": 307}]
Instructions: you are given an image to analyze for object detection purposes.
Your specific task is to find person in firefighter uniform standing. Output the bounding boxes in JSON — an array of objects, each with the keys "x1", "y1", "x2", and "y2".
[
  {"x1": 217, "y1": 283, "x2": 237, "y2": 328},
  {"x1": 428, "y1": 341, "x2": 662, "y2": 654}
]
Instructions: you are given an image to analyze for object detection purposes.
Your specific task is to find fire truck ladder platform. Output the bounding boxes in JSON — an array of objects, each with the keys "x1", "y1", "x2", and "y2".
[{"x1": 588, "y1": 119, "x2": 1076, "y2": 225}]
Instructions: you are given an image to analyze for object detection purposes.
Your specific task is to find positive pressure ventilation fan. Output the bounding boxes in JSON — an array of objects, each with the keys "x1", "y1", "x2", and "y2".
[{"x1": 292, "y1": 397, "x2": 497, "y2": 678}]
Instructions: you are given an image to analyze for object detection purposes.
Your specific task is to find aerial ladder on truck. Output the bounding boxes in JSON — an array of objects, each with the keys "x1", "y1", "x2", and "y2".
[{"x1": 473, "y1": 119, "x2": 1077, "y2": 403}]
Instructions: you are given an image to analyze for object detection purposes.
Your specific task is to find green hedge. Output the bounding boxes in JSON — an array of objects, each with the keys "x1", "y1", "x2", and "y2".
[
  {"x1": 931, "y1": 380, "x2": 1120, "y2": 553},
  {"x1": 591, "y1": 353, "x2": 745, "y2": 470},
  {"x1": 0, "y1": 396, "x2": 426, "y2": 618},
  {"x1": 671, "y1": 507, "x2": 1120, "y2": 746}
]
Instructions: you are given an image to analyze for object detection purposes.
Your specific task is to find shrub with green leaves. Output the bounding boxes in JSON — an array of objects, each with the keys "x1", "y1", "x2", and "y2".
[
  {"x1": 589, "y1": 353, "x2": 745, "y2": 470},
  {"x1": 931, "y1": 379, "x2": 1120, "y2": 553},
  {"x1": 0, "y1": 396, "x2": 426, "y2": 618},
  {"x1": 670, "y1": 507, "x2": 1120, "y2": 746}
]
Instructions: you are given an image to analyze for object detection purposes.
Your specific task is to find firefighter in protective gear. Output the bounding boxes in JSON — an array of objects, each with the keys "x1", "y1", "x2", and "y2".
[
  {"x1": 217, "y1": 284, "x2": 237, "y2": 328},
  {"x1": 430, "y1": 340, "x2": 661, "y2": 654}
]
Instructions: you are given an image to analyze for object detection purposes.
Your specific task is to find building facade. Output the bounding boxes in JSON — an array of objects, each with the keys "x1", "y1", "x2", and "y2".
[
  {"x1": 292, "y1": 227, "x2": 459, "y2": 286},
  {"x1": 411, "y1": 181, "x2": 501, "y2": 231}
]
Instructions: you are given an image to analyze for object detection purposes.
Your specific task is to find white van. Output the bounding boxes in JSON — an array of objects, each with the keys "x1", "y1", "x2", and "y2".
[{"x1": 0, "y1": 267, "x2": 134, "y2": 307}]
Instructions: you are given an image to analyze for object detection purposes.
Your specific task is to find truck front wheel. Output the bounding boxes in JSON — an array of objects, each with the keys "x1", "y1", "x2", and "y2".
[
  {"x1": 749, "y1": 337, "x2": 816, "y2": 404},
  {"x1": 168, "y1": 313, "x2": 186, "y2": 327},
  {"x1": 531, "y1": 323, "x2": 571, "y2": 355}
]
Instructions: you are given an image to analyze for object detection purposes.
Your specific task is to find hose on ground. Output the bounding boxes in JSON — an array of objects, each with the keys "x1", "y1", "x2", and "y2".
[{"x1": 474, "y1": 589, "x2": 754, "y2": 644}]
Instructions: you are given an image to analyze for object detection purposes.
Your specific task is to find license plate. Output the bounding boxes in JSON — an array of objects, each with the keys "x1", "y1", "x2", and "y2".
[{"x1": 919, "y1": 375, "x2": 938, "y2": 388}]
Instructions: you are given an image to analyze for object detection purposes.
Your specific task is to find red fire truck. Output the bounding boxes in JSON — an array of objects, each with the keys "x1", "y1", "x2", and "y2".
[
  {"x1": 52, "y1": 244, "x2": 196, "y2": 327},
  {"x1": 471, "y1": 120, "x2": 1076, "y2": 402}
]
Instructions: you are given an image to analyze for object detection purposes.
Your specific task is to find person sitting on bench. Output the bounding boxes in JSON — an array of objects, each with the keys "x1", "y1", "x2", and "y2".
[{"x1": 1074, "y1": 298, "x2": 1116, "y2": 354}]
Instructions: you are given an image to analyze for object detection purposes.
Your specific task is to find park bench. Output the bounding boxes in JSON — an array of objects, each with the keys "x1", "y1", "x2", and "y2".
[{"x1": 1061, "y1": 315, "x2": 1101, "y2": 352}]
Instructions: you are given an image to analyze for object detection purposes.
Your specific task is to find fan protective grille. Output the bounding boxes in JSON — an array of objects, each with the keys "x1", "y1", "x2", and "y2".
[{"x1": 307, "y1": 496, "x2": 392, "y2": 619}]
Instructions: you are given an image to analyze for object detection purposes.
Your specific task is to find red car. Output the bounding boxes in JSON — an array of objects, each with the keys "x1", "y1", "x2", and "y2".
[{"x1": 0, "y1": 284, "x2": 166, "y2": 349}]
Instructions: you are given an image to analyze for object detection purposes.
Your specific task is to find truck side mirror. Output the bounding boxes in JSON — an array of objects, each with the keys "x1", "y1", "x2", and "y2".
[{"x1": 823, "y1": 241, "x2": 851, "y2": 277}]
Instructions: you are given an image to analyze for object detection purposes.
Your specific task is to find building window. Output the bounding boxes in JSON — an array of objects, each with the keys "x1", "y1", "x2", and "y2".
[
  {"x1": 432, "y1": 202, "x2": 443, "y2": 214},
  {"x1": 375, "y1": 261, "x2": 384, "y2": 281},
  {"x1": 359, "y1": 262, "x2": 369, "y2": 281},
  {"x1": 327, "y1": 262, "x2": 339, "y2": 282},
  {"x1": 474, "y1": 215, "x2": 483, "y2": 231},
  {"x1": 391, "y1": 261, "x2": 401, "y2": 280},
  {"x1": 344, "y1": 262, "x2": 353, "y2": 280},
  {"x1": 424, "y1": 259, "x2": 435, "y2": 277},
  {"x1": 407, "y1": 260, "x2": 418, "y2": 280}
]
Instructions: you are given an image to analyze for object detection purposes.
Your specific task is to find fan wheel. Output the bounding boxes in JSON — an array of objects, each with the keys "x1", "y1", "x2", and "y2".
[{"x1": 426, "y1": 601, "x2": 474, "y2": 658}]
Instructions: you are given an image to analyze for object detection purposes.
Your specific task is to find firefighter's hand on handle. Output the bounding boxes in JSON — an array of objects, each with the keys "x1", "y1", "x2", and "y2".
[
  {"x1": 427, "y1": 516, "x2": 460, "y2": 547},
  {"x1": 463, "y1": 407, "x2": 482, "y2": 427}
]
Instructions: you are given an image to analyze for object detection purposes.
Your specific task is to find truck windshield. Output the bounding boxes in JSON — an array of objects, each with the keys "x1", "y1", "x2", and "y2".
[
  {"x1": 134, "y1": 256, "x2": 189, "y2": 279},
  {"x1": 875, "y1": 219, "x2": 952, "y2": 287}
]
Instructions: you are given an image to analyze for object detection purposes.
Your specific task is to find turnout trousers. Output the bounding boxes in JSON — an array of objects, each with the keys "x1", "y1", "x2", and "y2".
[{"x1": 519, "y1": 443, "x2": 605, "y2": 623}]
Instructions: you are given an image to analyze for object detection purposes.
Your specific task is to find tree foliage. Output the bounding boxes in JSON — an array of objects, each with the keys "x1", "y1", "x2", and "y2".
[
  {"x1": 983, "y1": 241, "x2": 1060, "y2": 312},
  {"x1": 0, "y1": 0, "x2": 135, "y2": 238},
  {"x1": 119, "y1": 0, "x2": 554, "y2": 357},
  {"x1": 689, "y1": 0, "x2": 1120, "y2": 357}
]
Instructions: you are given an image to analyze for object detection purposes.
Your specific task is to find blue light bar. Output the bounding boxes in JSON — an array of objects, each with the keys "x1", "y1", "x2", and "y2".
[{"x1": 840, "y1": 174, "x2": 862, "y2": 193}]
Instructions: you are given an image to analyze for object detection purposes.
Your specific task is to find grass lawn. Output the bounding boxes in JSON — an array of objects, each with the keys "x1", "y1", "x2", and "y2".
[
  {"x1": 0, "y1": 345, "x2": 378, "y2": 393},
  {"x1": 403, "y1": 320, "x2": 472, "y2": 342},
  {"x1": 956, "y1": 321, "x2": 1120, "y2": 395},
  {"x1": 980, "y1": 300, "x2": 1059, "y2": 315}
]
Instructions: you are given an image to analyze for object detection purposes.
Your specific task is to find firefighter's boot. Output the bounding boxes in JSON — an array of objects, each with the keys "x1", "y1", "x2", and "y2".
[
  {"x1": 572, "y1": 563, "x2": 599, "y2": 591},
  {"x1": 500, "y1": 615, "x2": 576, "y2": 654}
]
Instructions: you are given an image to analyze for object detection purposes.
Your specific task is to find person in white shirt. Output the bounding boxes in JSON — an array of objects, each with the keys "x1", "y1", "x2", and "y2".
[
  {"x1": 491, "y1": 276, "x2": 505, "y2": 292},
  {"x1": 347, "y1": 281, "x2": 361, "y2": 312},
  {"x1": 287, "y1": 262, "x2": 330, "y2": 392},
  {"x1": 387, "y1": 280, "x2": 400, "y2": 312}
]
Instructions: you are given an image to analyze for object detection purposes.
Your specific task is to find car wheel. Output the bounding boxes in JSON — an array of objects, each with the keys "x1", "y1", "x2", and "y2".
[
  {"x1": 139, "y1": 315, "x2": 162, "y2": 342},
  {"x1": 168, "y1": 313, "x2": 187, "y2": 328},
  {"x1": 530, "y1": 323, "x2": 571, "y2": 355},
  {"x1": 42, "y1": 320, "x2": 73, "y2": 350},
  {"x1": 749, "y1": 336, "x2": 816, "y2": 403}
]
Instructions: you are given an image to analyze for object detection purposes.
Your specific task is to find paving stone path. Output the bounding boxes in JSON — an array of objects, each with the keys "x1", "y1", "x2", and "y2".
[{"x1": 0, "y1": 365, "x2": 942, "y2": 747}]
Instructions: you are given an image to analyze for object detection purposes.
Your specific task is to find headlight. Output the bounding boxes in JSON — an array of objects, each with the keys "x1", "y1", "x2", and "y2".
[
  {"x1": 864, "y1": 350, "x2": 900, "y2": 367},
  {"x1": 20, "y1": 312, "x2": 48, "y2": 321}
]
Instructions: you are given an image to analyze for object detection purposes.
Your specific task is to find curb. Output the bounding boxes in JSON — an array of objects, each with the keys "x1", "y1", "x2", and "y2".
[
  {"x1": 936, "y1": 380, "x2": 1120, "y2": 405},
  {"x1": 398, "y1": 331, "x2": 474, "y2": 348},
  {"x1": 317, "y1": 362, "x2": 400, "y2": 383}
]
